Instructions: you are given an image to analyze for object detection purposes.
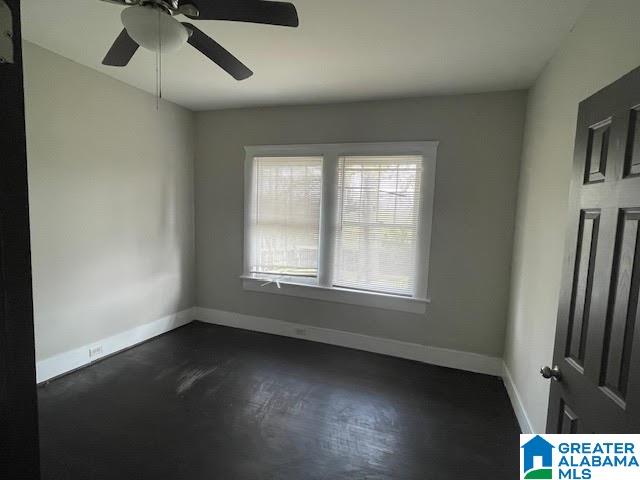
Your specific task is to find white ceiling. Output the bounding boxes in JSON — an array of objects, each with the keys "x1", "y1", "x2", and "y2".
[{"x1": 22, "y1": 0, "x2": 589, "y2": 111}]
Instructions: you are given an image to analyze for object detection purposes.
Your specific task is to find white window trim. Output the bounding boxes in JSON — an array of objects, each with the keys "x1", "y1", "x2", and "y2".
[{"x1": 243, "y1": 141, "x2": 438, "y2": 314}]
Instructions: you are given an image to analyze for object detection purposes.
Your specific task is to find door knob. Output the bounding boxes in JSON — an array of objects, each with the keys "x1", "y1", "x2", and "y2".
[{"x1": 540, "y1": 365, "x2": 561, "y2": 381}]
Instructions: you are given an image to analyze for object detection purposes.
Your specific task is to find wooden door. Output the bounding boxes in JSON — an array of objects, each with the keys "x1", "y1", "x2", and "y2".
[
  {"x1": 546, "y1": 66, "x2": 640, "y2": 433},
  {"x1": 0, "y1": 0, "x2": 41, "y2": 477}
]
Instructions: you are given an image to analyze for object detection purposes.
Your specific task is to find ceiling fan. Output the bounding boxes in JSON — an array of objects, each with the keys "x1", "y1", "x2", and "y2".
[{"x1": 99, "y1": 0, "x2": 299, "y2": 80}]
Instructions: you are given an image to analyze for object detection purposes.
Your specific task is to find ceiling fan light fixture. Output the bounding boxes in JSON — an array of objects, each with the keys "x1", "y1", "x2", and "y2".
[
  {"x1": 102, "y1": 0, "x2": 299, "y2": 80},
  {"x1": 121, "y1": 5, "x2": 188, "y2": 53}
]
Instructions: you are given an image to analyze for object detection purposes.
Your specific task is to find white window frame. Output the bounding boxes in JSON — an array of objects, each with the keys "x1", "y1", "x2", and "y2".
[{"x1": 242, "y1": 141, "x2": 438, "y2": 314}]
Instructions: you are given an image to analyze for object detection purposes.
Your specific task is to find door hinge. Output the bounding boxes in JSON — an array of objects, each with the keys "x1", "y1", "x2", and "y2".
[{"x1": 0, "y1": 1, "x2": 14, "y2": 65}]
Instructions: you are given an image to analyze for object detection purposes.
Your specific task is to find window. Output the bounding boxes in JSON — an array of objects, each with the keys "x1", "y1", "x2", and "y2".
[
  {"x1": 334, "y1": 155, "x2": 423, "y2": 296},
  {"x1": 247, "y1": 156, "x2": 323, "y2": 282},
  {"x1": 243, "y1": 142, "x2": 437, "y2": 313}
]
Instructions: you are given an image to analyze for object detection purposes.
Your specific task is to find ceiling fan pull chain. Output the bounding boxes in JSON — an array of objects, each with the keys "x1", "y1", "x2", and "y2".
[
  {"x1": 158, "y1": 7, "x2": 163, "y2": 102},
  {"x1": 154, "y1": 12, "x2": 158, "y2": 109},
  {"x1": 155, "y1": 7, "x2": 162, "y2": 110},
  {"x1": 155, "y1": 50, "x2": 159, "y2": 110}
]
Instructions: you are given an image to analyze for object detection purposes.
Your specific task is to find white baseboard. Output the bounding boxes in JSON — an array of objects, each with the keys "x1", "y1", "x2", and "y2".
[
  {"x1": 36, "y1": 308, "x2": 195, "y2": 383},
  {"x1": 502, "y1": 362, "x2": 534, "y2": 433},
  {"x1": 194, "y1": 307, "x2": 503, "y2": 377}
]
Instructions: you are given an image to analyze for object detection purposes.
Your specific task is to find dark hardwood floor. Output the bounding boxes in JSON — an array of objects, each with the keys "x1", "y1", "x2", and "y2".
[{"x1": 38, "y1": 321, "x2": 520, "y2": 479}]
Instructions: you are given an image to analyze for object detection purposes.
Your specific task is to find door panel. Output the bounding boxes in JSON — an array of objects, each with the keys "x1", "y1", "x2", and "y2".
[
  {"x1": 558, "y1": 401, "x2": 580, "y2": 434},
  {"x1": 585, "y1": 120, "x2": 611, "y2": 184},
  {"x1": 624, "y1": 108, "x2": 640, "y2": 178},
  {"x1": 600, "y1": 209, "x2": 639, "y2": 405},
  {"x1": 547, "y1": 65, "x2": 640, "y2": 433},
  {"x1": 565, "y1": 209, "x2": 600, "y2": 370}
]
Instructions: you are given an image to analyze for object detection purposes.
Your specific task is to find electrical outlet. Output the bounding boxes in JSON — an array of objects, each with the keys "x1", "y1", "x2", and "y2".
[
  {"x1": 294, "y1": 328, "x2": 307, "y2": 336},
  {"x1": 88, "y1": 345, "x2": 103, "y2": 359}
]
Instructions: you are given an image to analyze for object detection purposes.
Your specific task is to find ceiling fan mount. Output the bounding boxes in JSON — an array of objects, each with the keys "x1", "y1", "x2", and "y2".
[
  {"x1": 102, "y1": 0, "x2": 198, "y2": 17},
  {"x1": 100, "y1": 0, "x2": 299, "y2": 80}
]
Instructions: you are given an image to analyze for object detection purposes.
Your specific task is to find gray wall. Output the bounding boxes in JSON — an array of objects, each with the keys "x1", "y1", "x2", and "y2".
[
  {"x1": 195, "y1": 91, "x2": 526, "y2": 357},
  {"x1": 23, "y1": 42, "x2": 196, "y2": 361},
  {"x1": 504, "y1": 0, "x2": 640, "y2": 432}
]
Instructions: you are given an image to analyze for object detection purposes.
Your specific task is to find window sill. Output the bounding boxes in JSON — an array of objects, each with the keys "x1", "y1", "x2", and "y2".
[{"x1": 240, "y1": 275, "x2": 429, "y2": 314}]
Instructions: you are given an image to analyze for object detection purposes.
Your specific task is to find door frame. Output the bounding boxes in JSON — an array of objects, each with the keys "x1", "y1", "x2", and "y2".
[{"x1": 0, "y1": 0, "x2": 41, "y2": 477}]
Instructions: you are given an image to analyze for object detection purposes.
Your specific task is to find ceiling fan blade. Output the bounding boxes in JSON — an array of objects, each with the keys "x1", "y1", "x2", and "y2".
[
  {"x1": 98, "y1": 0, "x2": 130, "y2": 5},
  {"x1": 183, "y1": 23, "x2": 253, "y2": 80},
  {"x1": 102, "y1": 29, "x2": 140, "y2": 66},
  {"x1": 186, "y1": 1, "x2": 299, "y2": 27}
]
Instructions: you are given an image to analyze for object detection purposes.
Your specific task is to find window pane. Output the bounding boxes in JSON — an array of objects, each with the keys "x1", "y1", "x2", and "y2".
[
  {"x1": 334, "y1": 155, "x2": 423, "y2": 296},
  {"x1": 248, "y1": 156, "x2": 323, "y2": 278}
]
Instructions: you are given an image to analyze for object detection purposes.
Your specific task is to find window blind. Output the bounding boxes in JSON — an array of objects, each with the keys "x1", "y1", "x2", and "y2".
[
  {"x1": 333, "y1": 155, "x2": 424, "y2": 296},
  {"x1": 247, "y1": 156, "x2": 323, "y2": 279}
]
